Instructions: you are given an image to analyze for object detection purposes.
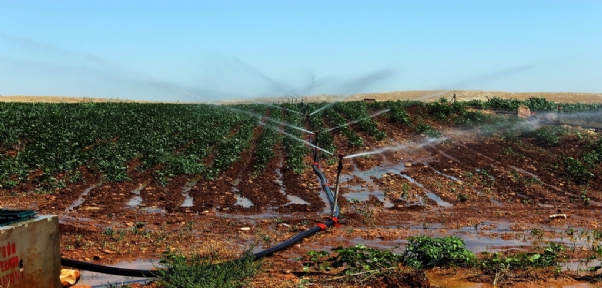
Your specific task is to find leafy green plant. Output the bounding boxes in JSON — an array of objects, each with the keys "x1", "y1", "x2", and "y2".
[
  {"x1": 414, "y1": 122, "x2": 441, "y2": 138},
  {"x1": 581, "y1": 187, "x2": 591, "y2": 206},
  {"x1": 334, "y1": 101, "x2": 387, "y2": 141},
  {"x1": 403, "y1": 236, "x2": 476, "y2": 269},
  {"x1": 564, "y1": 157, "x2": 594, "y2": 184},
  {"x1": 155, "y1": 250, "x2": 262, "y2": 288},
  {"x1": 326, "y1": 106, "x2": 364, "y2": 148},
  {"x1": 480, "y1": 242, "x2": 566, "y2": 271},
  {"x1": 330, "y1": 244, "x2": 402, "y2": 274},
  {"x1": 388, "y1": 104, "x2": 411, "y2": 124},
  {"x1": 525, "y1": 126, "x2": 568, "y2": 147},
  {"x1": 303, "y1": 250, "x2": 331, "y2": 272},
  {"x1": 501, "y1": 131, "x2": 520, "y2": 143}
]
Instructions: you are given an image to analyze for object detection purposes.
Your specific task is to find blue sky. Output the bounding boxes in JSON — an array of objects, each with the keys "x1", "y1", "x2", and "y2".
[{"x1": 0, "y1": 0, "x2": 601, "y2": 102}]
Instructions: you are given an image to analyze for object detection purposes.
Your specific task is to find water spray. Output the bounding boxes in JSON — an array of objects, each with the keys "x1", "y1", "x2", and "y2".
[
  {"x1": 228, "y1": 106, "x2": 314, "y2": 135},
  {"x1": 324, "y1": 109, "x2": 390, "y2": 132}
]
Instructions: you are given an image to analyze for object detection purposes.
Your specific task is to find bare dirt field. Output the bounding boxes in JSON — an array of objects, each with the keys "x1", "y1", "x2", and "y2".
[
  {"x1": 224, "y1": 90, "x2": 602, "y2": 105},
  {"x1": 4, "y1": 90, "x2": 602, "y2": 104},
  {"x1": 2, "y1": 91, "x2": 602, "y2": 287}
]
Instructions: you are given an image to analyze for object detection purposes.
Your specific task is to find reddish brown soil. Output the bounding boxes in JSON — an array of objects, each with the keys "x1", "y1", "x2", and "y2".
[{"x1": 2, "y1": 104, "x2": 602, "y2": 287}]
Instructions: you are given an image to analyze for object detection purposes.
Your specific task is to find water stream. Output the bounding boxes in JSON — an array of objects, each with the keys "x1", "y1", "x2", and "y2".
[
  {"x1": 65, "y1": 183, "x2": 100, "y2": 212},
  {"x1": 180, "y1": 176, "x2": 202, "y2": 207},
  {"x1": 398, "y1": 174, "x2": 454, "y2": 207},
  {"x1": 423, "y1": 162, "x2": 462, "y2": 182},
  {"x1": 275, "y1": 166, "x2": 311, "y2": 206},
  {"x1": 232, "y1": 187, "x2": 254, "y2": 208},
  {"x1": 126, "y1": 180, "x2": 152, "y2": 209}
]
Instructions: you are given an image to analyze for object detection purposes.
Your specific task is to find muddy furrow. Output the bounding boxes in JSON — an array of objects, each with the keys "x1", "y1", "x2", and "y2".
[{"x1": 233, "y1": 138, "x2": 288, "y2": 213}]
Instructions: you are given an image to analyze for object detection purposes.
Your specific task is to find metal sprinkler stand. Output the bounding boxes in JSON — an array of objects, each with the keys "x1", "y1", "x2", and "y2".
[{"x1": 332, "y1": 153, "x2": 345, "y2": 217}]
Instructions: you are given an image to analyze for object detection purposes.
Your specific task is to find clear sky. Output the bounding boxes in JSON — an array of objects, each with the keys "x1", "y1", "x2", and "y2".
[{"x1": 0, "y1": 0, "x2": 600, "y2": 102}]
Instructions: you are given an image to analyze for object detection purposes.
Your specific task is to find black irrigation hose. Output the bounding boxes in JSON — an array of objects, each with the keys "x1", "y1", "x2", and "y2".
[
  {"x1": 60, "y1": 136, "x2": 341, "y2": 278},
  {"x1": 61, "y1": 258, "x2": 155, "y2": 278},
  {"x1": 253, "y1": 219, "x2": 337, "y2": 259}
]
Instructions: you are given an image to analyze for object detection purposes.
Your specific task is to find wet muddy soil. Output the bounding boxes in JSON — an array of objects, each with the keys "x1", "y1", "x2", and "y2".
[{"x1": 2, "y1": 110, "x2": 602, "y2": 287}]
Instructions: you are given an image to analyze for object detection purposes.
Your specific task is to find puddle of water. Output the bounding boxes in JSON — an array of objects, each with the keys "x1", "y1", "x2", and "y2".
[
  {"x1": 286, "y1": 195, "x2": 310, "y2": 205},
  {"x1": 233, "y1": 188, "x2": 254, "y2": 208},
  {"x1": 127, "y1": 196, "x2": 143, "y2": 208},
  {"x1": 316, "y1": 186, "x2": 333, "y2": 214},
  {"x1": 274, "y1": 167, "x2": 286, "y2": 195},
  {"x1": 491, "y1": 199, "x2": 505, "y2": 206},
  {"x1": 344, "y1": 191, "x2": 394, "y2": 208},
  {"x1": 424, "y1": 191, "x2": 454, "y2": 208},
  {"x1": 342, "y1": 160, "x2": 407, "y2": 184},
  {"x1": 276, "y1": 165, "x2": 312, "y2": 207},
  {"x1": 65, "y1": 184, "x2": 101, "y2": 212},
  {"x1": 460, "y1": 234, "x2": 529, "y2": 252},
  {"x1": 180, "y1": 176, "x2": 202, "y2": 208},
  {"x1": 181, "y1": 195, "x2": 194, "y2": 207},
  {"x1": 562, "y1": 260, "x2": 602, "y2": 274},
  {"x1": 126, "y1": 180, "x2": 152, "y2": 209},
  {"x1": 77, "y1": 259, "x2": 159, "y2": 287},
  {"x1": 398, "y1": 174, "x2": 453, "y2": 207},
  {"x1": 143, "y1": 206, "x2": 166, "y2": 213}
]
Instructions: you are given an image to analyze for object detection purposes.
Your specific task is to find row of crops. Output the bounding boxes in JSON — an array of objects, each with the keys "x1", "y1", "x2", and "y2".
[
  {"x1": 0, "y1": 101, "x2": 381, "y2": 191},
  {"x1": 1, "y1": 97, "x2": 601, "y2": 193},
  {"x1": 0, "y1": 102, "x2": 265, "y2": 190}
]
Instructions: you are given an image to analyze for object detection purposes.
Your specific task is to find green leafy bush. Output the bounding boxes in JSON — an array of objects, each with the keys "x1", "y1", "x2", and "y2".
[
  {"x1": 563, "y1": 157, "x2": 594, "y2": 184},
  {"x1": 480, "y1": 242, "x2": 565, "y2": 271},
  {"x1": 414, "y1": 123, "x2": 442, "y2": 138},
  {"x1": 403, "y1": 236, "x2": 475, "y2": 269},
  {"x1": 330, "y1": 244, "x2": 403, "y2": 274},
  {"x1": 156, "y1": 250, "x2": 262, "y2": 288},
  {"x1": 525, "y1": 126, "x2": 568, "y2": 147}
]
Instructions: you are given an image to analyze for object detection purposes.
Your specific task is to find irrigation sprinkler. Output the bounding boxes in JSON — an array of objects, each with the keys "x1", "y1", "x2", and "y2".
[{"x1": 332, "y1": 153, "x2": 345, "y2": 217}]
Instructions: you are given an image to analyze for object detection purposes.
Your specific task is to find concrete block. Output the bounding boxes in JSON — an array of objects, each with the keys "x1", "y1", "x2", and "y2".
[{"x1": 0, "y1": 215, "x2": 61, "y2": 288}]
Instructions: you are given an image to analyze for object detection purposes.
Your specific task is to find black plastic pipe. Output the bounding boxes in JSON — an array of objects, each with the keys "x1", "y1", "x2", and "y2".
[{"x1": 61, "y1": 258, "x2": 154, "y2": 278}]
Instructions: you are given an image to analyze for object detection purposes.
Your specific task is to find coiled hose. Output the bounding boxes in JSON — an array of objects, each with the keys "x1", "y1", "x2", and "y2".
[{"x1": 60, "y1": 137, "x2": 341, "y2": 278}]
